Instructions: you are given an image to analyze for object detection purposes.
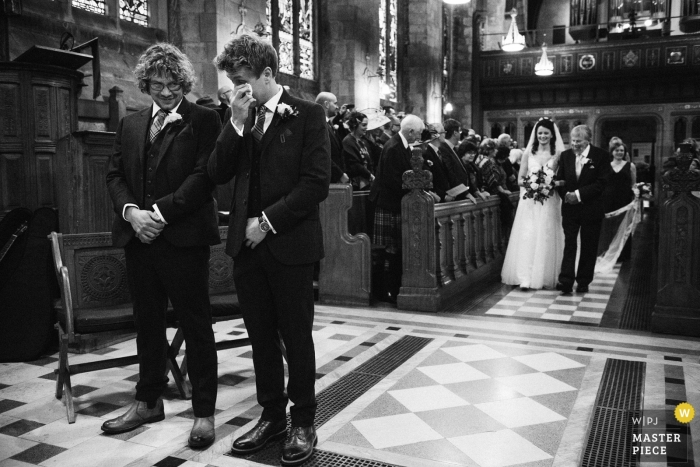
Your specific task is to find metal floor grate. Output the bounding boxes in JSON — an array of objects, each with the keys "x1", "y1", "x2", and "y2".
[
  {"x1": 581, "y1": 359, "x2": 646, "y2": 467},
  {"x1": 232, "y1": 335, "x2": 432, "y2": 466}
]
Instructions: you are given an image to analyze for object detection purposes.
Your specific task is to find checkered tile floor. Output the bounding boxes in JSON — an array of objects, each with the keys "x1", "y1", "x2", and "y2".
[
  {"x1": 486, "y1": 266, "x2": 621, "y2": 325},
  {"x1": 329, "y1": 342, "x2": 588, "y2": 467}
]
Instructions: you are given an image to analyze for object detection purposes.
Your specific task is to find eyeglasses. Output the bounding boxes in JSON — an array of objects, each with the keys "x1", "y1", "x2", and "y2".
[{"x1": 149, "y1": 81, "x2": 183, "y2": 92}]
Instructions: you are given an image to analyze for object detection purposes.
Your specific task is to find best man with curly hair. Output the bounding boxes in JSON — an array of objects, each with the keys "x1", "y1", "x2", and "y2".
[
  {"x1": 104, "y1": 43, "x2": 222, "y2": 449},
  {"x1": 208, "y1": 34, "x2": 330, "y2": 466}
]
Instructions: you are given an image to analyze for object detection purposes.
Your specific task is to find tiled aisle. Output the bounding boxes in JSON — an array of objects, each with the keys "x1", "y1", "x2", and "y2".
[
  {"x1": 1, "y1": 297, "x2": 700, "y2": 466},
  {"x1": 485, "y1": 266, "x2": 621, "y2": 325}
]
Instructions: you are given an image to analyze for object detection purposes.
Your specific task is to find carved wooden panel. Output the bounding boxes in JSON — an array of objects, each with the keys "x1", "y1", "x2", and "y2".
[
  {"x1": 0, "y1": 84, "x2": 20, "y2": 140},
  {"x1": 33, "y1": 86, "x2": 52, "y2": 140},
  {"x1": 58, "y1": 88, "x2": 72, "y2": 139},
  {"x1": 209, "y1": 245, "x2": 235, "y2": 293},
  {"x1": 0, "y1": 153, "x2": 24, "y2": 209},
  {"x1": 75, "y1": 249, "x2": 131, "y2": 307},
  {"x1": 87, "y1": 155, "x2": 112, "y2": 233},
  {"x1": 36, "y1": 153, "x2": 55, "y2": 206}
]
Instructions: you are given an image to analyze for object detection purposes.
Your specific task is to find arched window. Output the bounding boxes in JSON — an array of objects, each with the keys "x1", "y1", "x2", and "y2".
[
  {"x1": 379, "y1": 0, "x2": 398, "y2": 100},
  {"x1": 504, "y1": 122, "x2": 516, "y2": 138},
  {"x1": 266, "y1": 0, "x2": 316, "y2": 80},
  {"x1": 120, "y1": 0, "x2": 149, "y2": 26},
  {"x1": 674, "y1": 117, "x2": 687, "y2": 146},
  {"x1": 72, "y1": 0, "x2": 105, "y2": 15}
]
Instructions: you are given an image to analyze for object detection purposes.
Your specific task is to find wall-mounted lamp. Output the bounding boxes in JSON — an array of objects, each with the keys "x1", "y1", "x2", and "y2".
[{"x1": 444, "y1": 102, "x2": 454, "y2": 113}]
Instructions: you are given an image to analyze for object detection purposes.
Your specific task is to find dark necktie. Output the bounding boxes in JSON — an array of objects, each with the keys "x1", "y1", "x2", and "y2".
[
  {"x1": 149, "y1": 109, "x2": 167, "y2": 142},
  {"x1": 252, "y1": 106, "x2": 268, "y2": 142}
]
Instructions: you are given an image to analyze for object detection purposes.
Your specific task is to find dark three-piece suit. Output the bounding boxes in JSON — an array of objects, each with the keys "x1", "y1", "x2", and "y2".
[
  {"x1": 106, "y1": 98, "x2": 222, "y2": 417},
  {"x1": 208, "y1": 89, "x2": 331, "y2": 426},
  {"x1": 556, "y1": 145, "x2": 612, "y2": 289}
]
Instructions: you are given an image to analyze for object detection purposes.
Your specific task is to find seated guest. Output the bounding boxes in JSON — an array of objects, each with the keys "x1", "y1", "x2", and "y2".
[
  {"x1": 456, "y1": 140, "x2": 489, "y2": 201},
  {"x1": 343, "y1": 111, "x2": 375, "y2": 190}
]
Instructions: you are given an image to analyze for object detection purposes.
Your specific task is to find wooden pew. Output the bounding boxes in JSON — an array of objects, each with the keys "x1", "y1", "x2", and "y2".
[
  {"x1": 319, "y1": 184, "x2": 372, "y2": 306},
  {"x1": 49, "y1": 227, "x2": 250, "y2": 423},
  {"x1": 397, "y1": 151, "x2": 519, "y2": 312}
]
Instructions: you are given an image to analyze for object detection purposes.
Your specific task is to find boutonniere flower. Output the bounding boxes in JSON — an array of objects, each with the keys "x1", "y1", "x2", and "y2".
[
  {"x1": 581, "y1": 157, "x2": 591, "y2": 165},
  {"x1": 163, "y1": 113, "x2": 183, "y2": 127},
  {"x1": 275, "y1": 103, "x2": 299, "y2": 121},
  {"x1": 425, "y1": 159, "x2": 434, "y2": 167}
]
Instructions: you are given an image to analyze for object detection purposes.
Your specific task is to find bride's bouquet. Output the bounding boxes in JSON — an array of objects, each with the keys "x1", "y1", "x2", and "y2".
[{"x1": 522, "y1": 167, "x2": 556, "y2": 204}]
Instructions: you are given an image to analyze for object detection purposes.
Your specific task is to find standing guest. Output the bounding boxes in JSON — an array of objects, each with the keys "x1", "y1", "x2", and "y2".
[
  {"x1": 456, "y1": 140, "x2": 489, "y2": 201},
  {"x1": 369, "y1": 115, "x2": 424, "y2": 303},
  {"x1": 478, "y1": 138, "x2": 514, "y2": 231},
  {"x1": 556, "y1": 125, "x2": 611, "y2": 294},
  {"x1": 383, "y1": 105, "x2": 396, "y2": 117},
  {"x1": 497, "y1": 133, "x2": 518, "y2": 191},
  {"x1": 103, "y1": 43, "x2": 221, "y2": 449},
  {"x1": 316, "y1": 92, "x2": 349, "y2": 184},
  {"x1": 364, "y1": 126, "x2": 385, "y2": 172},
  {"x1": 333, "y1": 103, "x2": 353, "y2": 140},
  {"x1": 440, "y1": 119, "x2": 478, "y2": 203},
  {"x1": 422, "y1": 123, "x2": 458, "y2": 202},
  {"x1": 343, "y1": 111, "x2": 375, "y2": 191},
  {"x1": 379, "y1": 116, "x2": 401, "y2": 146},
  {"x1": 598, "y1": 137, "x2": 637, "y2": 262},
  {"x1": 208, "y1": 34, "x2": 330, "y2": 466},
  {"x1": 217, "y1": 85, "x2": 233, "y2": 122}
]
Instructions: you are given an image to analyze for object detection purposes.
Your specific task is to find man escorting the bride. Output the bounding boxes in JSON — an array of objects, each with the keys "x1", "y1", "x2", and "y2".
[
  {"x1": 502, "y1": 117, "x2": 566, "y2": 290},
  {"x1": 555, "y1": 125, "x2": 611, "y2": 295}
]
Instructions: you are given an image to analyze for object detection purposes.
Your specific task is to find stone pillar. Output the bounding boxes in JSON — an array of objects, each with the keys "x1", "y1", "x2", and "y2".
[
  {"x1": 176, "y1": 0, "x2": 220, "y2": 99},
  {"x1": 652, "y1": 144, "x2": 700, "y2": 337},
  {"x1": 449, "y1": 3, "x2": 477, "y2": 129},
  {"x1": 318, "y1": 0, "x2": 380, "y2": 110},
  {"x1": 400, "y1": 0, "x2": 443, "y2": 121}
]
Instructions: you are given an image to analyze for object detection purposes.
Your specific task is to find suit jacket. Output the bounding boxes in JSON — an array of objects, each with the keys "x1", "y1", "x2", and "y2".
[
  {"x1": 326, "y1": 120, "x2": 345, "y2": 183},
  {"x1": 106, "y1": 98, "x2": 222, "y2": 248},
  {"x1": 556, "y1": 145, "x2": 612, "y2": 220},
  {"x1": 342, "y1": 134, "x2": 373, "y2": 181},
  {"x1": 423, "y1": 145, "x2": 453, "y2": 202},
  {"x1": 370, "y1": 133, "x2": 412, "y2": 212},
  {"x1": 208, "y1": 89, "x2": 331, "y2": 264}
]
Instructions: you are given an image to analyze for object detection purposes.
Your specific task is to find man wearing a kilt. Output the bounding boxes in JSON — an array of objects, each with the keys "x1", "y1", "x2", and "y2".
[{"x1": 369, "y1": 115, "x2": 425, "y2": 303}]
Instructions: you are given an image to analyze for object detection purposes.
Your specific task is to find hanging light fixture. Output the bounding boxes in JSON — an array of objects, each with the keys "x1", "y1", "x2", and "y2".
[
  {"x1": 501, "y1": 8, "x2": 525, "y2": 52},
  {"x1": 534, "y1": 41, "x2": 554, "y2": 76}
]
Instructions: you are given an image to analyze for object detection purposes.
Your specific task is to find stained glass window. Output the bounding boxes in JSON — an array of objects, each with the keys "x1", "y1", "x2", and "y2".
[
  {"x1": 379, "y1": 0, "x2": 397, "y2": 100},
  {"x1": 120, "y1": 0, "x2": 149, "y2": 27},
  {"x1": 299, "y1": 0, "x2": 314, "y2": 79},
  {"x1": 72, "y1": 0, "x2": 105, "y2": 15},
  {"x1": 265, "y1": 0, "x2": 315, "y2": 80}
]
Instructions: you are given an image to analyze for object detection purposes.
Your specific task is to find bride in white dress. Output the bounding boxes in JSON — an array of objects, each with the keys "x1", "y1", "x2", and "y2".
[{"x1": 501, "y1": 118, "x2": 566, "y2": 289}]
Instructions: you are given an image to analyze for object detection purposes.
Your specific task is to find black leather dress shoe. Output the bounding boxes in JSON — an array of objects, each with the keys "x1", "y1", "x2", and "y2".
[
  {"x1": 101, "y1": 399, "x2": 165, "y2": 434},
  {"x1": 556, "y1": 282, "x2": 572, "y2": 294},
  {"x1": 281, "y1": 425, "x2": 317, "y2": 466},
  {"x1": 576, "y1": 285, "x2": 589, "y2": 293},
  {"x1": 188, "y1": 415, "x2": 215, "y2": 449},
  {"x1": 230, "y1": 418, "x2": 287, "y2": 455}
]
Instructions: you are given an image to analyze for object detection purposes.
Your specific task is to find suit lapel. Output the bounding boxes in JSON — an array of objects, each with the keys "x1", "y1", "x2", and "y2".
[
  {"x1": 132, "y1": 107, "x2": 151, "y2": 175},
  {"x1": 155, "y1": 98, "x2": 191, "y2": 169},
  {"x1": 259, "y1": 89, "x2": 291, "y2": 156}
]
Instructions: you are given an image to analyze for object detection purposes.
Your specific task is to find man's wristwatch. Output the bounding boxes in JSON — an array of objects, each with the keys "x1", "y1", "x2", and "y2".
[{"x1": 258, "y1": 216, "x2": 271, "y2": 233}]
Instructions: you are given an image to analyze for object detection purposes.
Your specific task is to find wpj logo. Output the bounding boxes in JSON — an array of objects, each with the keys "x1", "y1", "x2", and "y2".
[{"x1": 629, "y1": 403, "x2": 693, "y2": 462}]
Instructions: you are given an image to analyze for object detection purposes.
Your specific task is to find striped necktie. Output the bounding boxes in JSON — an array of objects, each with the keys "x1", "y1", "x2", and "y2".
[
  {"x1": 149, "y1": 109, "x2": 167, "y2": 142},
  {"x1": 252, "y1": 106, "x2": 268, "y2": 142}
]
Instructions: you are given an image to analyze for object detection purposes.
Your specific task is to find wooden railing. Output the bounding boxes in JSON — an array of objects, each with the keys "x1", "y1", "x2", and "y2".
[{"x1": 397, "y1": 149, "x2": 518, "y2": 312}]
